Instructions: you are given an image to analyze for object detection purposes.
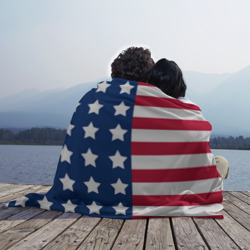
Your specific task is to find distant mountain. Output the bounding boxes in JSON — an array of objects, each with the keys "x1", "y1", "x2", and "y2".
[
  {"x1": 0, "y1": 68, "x2": 250, "y2": 136},
  {"x1": 184, "y1": 71, "x2": 232, "y2": 95},
  {"x1": 185, "y1": 65, "x2": 250, "y2": 136},
  {"x1": 0, "y1": 88, "x2": 41, "y2": 108},
  {"x1": 0, "y1": 81, "x2": 98, "y2": 129},
  {"x1": 0, "y1": 81, "x2": 98, "y2": 114}
]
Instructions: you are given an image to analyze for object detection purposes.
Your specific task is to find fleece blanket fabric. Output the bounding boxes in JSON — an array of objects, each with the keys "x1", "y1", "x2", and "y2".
[{"x1": 7, "y1": 78, "x2": 224, "y2": 219}]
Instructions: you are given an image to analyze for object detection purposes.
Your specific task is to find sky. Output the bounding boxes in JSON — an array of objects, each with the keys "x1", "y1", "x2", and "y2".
[{"x1": 0, "y1": 0, "x2": 250, "y2": 99}]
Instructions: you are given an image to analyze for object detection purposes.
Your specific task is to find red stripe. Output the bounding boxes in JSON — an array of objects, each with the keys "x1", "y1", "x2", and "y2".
[
  {"x1": 131, "y1": 141, "x2": 210, "y2": 155},
  {"x1": 133, "y1": 191, "x2": 223, "y2": 206},
  {"x1": 132, "y1": 117, "x2": 212, "y2": 131},
  {"x1": 132, "y1": 215, "x2": 224, "y2": 219},
  {"x1": 132, "y1": 166, "x2": 218, "y2": 183},
  {"x1": 134, "y1": 95, "x2": 201, "y2": 111},
  {"x1": 138, "y1": 82, "x2": 157, "y2": 87}
]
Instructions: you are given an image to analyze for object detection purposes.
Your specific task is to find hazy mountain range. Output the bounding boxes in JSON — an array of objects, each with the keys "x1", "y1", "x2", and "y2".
[{"x1": 1, "y1": 66, "x2": 250, "y2": 136}]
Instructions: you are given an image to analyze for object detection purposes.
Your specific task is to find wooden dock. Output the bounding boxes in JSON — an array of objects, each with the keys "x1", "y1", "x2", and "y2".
[{"x1": 0, "y1": 183, "x2": 250, "y2": 249}]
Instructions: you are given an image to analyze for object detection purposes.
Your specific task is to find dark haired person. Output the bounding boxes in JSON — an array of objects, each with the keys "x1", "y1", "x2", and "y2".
[
  {"x1": 148, "y1": 58, "x2": 187, "y2": 99},
  {"x1": 148, "y1": 58, "x2": 229, "y2": 180},
  {"x1": 148, "y1": 58, "x2": 196, "y2": 104}
]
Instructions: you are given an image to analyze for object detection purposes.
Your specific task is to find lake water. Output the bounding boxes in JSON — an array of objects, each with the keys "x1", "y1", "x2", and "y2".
[{"x1": 0, "y1": 145, "x2": 249, "y2": 190}]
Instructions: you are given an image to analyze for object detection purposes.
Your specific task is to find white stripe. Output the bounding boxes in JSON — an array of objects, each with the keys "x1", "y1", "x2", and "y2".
[
  {"x1": 133, "y1": 106, "x2": 205, "y2": 120},
  {"x1": 132, "y1": 178, "x2": 223, "y2": 196},
  {"x1": 132, "y1": 153, "x2": 215, "y2": 170},
  {"x1": 132, "y1": 129, "x2": 210, "y2": 142},
  {"x1": 136, "y1": 85, "x2": 172, "y2": 98},
  {"x1": 133, "y1": 203, "x2": 223, "y2": 217},
  {"x1": 178, "y1": 97, "x2": 197, "y2": 105}
]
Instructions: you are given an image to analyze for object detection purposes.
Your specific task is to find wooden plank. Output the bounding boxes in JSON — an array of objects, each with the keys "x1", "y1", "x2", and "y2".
[
  {"x1": 0, "y1": 203, "x2": 7, "y2": 209},
  {"x1": 223, "y1": 192, "x2": 250, "y2": 215},
  {"x1": 0, "y1": 184, "x2": 50, "y2": 211},
  {"x1": 43, "y1": 216, "x2": 101, "y2": 250},
  {"x1": 216, "y1": 210, "x2": 250, "y2": 250},
  {"x1": 171, "y1": 217, "x2": 208, "y2": 249},
  {"x1": 239, "y1": 191, "x2": 250, "y2": 199},
  {"x1": 229, "y1": 191, "x2": 250, "y2": 205},
  {"x1": 77, "y1": 218, "x2": 123, "y2": 250},
  {"x1": 0, "y1": 183, "x2": 12, "y2": 190},
  {"x1": 112, "y1": 219, "x2": 147, "y2": 249},
  {"x1": 1, "y1": 184, "x2": 250, "y2": 249},
  {"x1": 146, "y1": 218, "x2": 175, "y2": 250},
  {"x1": 0, "y1": 185, "x2": 50, "y2": 202},
  {"x1": 0, "y1": 210, "x2": 62, "y2": 250},
  {"x1": 34, "y1": 186, "x2": 52, "y2": 194},
  {"x1": 1, "y1": 185, "x2": 51, "y2": 203},
  {"x1": 9, "y1": 212, "x2": 81, "y2": 250},
  {"x1": 0, "y1": 207, "x2": 44, "y2": 234},
  {"x1": 223, "y1": 200, "x2": 250, "y2": 231},
  {"x1": 193, "y1": 218, "x2": 240, "y2": 249},
  {"x1": 0, "y1": 184, "x2": 33, "y2": 198},
  {"x1": 0, "y1": 183, "x2": 48, "y2": 208},
  {"x1": 241, "y1": 191, "x2": 250, "y2": 197},
  {"x1": 0, "y1": 206, "x2": 29, "y2": 220}
]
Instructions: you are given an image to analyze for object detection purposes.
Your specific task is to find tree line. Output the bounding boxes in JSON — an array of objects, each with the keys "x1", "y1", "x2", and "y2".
[
  {"x1": 0, "y1": 128, "x2": 250, "y2": 149},
  {"x1": 0, "y1": 128, "x2": 67, "y2": 145},
  {"x1": 210, "y1": 136, "x2": 250, "y2": 150}
]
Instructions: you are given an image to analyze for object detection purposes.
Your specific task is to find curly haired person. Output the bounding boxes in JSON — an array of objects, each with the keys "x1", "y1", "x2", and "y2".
[{"x1": 111, "y1": 47, "x2": 154, "y2": 82}]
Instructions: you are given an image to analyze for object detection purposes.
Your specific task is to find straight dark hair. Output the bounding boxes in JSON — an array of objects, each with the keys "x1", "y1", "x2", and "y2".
[{"x1": 148, "y1": 58, "x2": 186, "y2": 98}]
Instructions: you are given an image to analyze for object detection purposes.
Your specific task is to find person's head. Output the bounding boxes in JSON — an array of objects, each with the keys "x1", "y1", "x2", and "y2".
[
  {"x1": 111, "y1": 47, "x2": 154, "y2": 83},
  {"x1": 148, "y1": 58, "x2": 186, "y2": 98}
]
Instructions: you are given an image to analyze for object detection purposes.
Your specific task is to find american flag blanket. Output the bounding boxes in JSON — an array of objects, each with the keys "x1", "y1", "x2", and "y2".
[{"x1": 8, "y1": 78, "x2": 224, "y2": 219}]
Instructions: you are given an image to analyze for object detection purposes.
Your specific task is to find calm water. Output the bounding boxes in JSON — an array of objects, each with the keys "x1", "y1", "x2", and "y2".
[{"x1": 0, "y1": 145, "x2": 249, "y2": 190}]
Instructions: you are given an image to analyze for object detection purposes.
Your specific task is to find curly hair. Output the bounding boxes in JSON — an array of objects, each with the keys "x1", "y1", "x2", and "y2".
[
  {"x1": 111, "y1": 47, "x2": 154, "y2": 83},
  {"x1": 148, "y1": 58, "x2": 187, "y2": 98}
]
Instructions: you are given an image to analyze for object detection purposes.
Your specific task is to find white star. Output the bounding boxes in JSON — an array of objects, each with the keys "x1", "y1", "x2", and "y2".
[
  {"x1": 87, "y1": 201, "x2": 102, "y2": 214},
  {"x1": 120, "y1": 81, "x2": 134, "y2": 94},
  {"x1": 96, "y1": 81, "x2": 111, "y2": 93},
  {"x1": 60, "y1": 145, "x2": 73, "y2": 164},
  {"x1": 111, "y1": 178, "x2": 128, "y2": 195},
  {"x1": 82, "y1": 122, "x2": 99, "y2": 139},
  {"x1": 113, "y1": 202, "x2": 129, "y2": 215},
  {"x1": 62, "y1": 199, "x2": 77, "y2": 213},
  {"x1": 109, "y1": 150, "x2": 127, "y2": 169},
  {"x1": 113, "y1": 101, "x2": 130, "y2": 116},
  {"x1": 88, "y1": 100, "x2": 103, "y2": 115},
  {"x1": 37, "y1": 196, "x2": 53, "y2": 210},
  {"x1": 84, "y1": 176, "x2": 101, "y2": 193},
  {"x1": 81, "y1": 148, "x2": 98, "y2": 167},
  {"x1": 14, "y1": 196, "x2": 29, "y2": 207},
  {"x1": 109, "y1": 124, "x2": 127, "y2": 141},
  {"x1": 59, "y1": 173, "x2": 75, "y2": 191},
  {"x1": 67, "y1": 124, "x2": 75, "y2": 136}
]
